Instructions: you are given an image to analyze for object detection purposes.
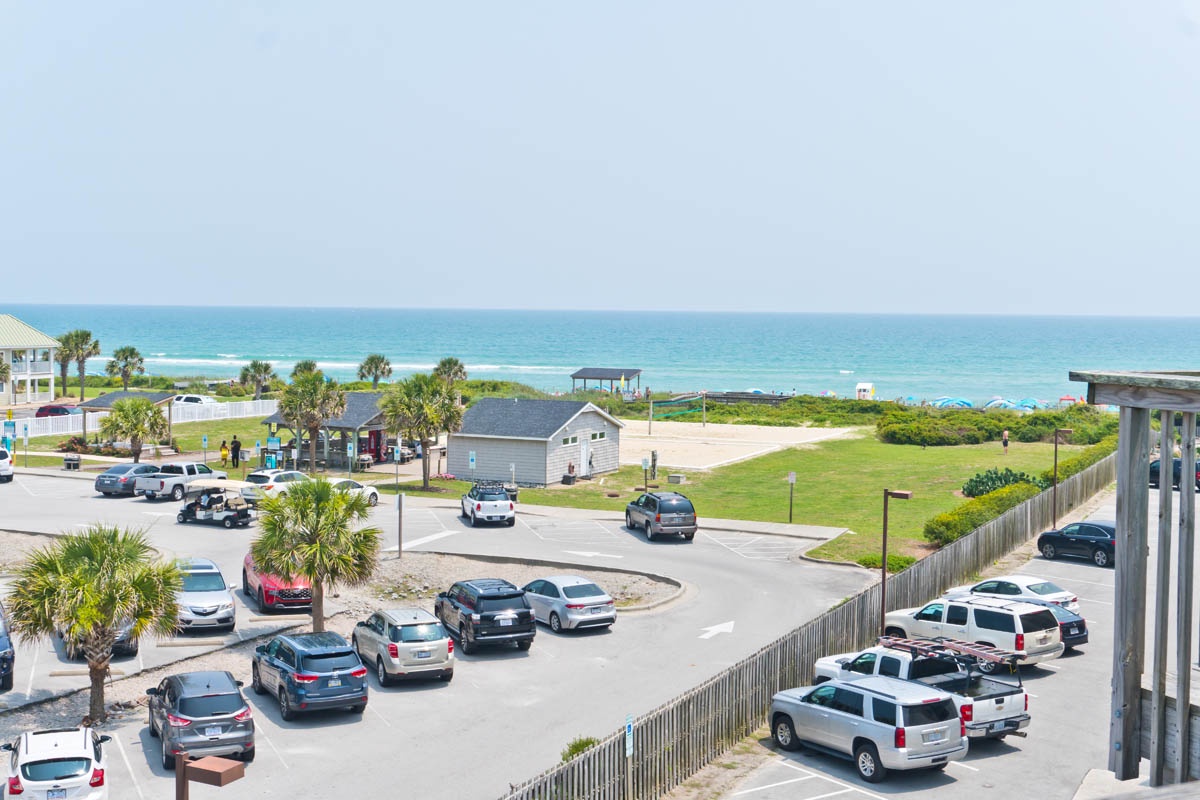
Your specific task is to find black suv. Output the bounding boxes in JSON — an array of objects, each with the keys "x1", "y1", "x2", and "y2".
[
  {"x1": 626, "y1": 492, "x2": 698, "y2": 541},
  {"x1": 434, "y1": 579, "x2": 536, "y2": 654}
]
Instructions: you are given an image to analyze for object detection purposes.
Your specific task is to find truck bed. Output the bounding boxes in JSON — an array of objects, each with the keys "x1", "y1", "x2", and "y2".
[{"x1": 920, "y1": 672, "x2": 1022, "y2": 701}]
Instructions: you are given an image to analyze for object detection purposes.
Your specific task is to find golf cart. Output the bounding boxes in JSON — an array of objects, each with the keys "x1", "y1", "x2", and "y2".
[{"x1": 177, "y1": 478, "x2": 256, "y2": 528}]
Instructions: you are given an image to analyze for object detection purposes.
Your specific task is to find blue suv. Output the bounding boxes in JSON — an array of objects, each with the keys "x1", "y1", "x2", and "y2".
[{"x1": 251, "y1": 632, "x2": 368, "y2": 720}]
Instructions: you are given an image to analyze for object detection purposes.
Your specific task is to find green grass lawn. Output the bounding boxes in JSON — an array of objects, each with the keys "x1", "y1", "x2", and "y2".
[
  {"x1": 27, "y1": 416, "x2": 273, "y2": 453},
  {"x1": 16, "y1": 454, "x2": 109, "y2": 470}
]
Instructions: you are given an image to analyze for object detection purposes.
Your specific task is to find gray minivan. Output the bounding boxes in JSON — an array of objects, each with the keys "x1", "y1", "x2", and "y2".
[{"x1": 625, "y1": 492, "x2": 698, "y2": 541}]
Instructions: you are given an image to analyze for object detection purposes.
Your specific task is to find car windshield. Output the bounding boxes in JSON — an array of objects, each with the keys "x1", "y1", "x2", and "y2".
[
  {"x1": 478, "y1": 595, "x2": 528, "y2": 613},
  {"x1": 179, "y1": 693, "x2": 245, "y2": 717},
  {"x1": 562, "y1": 583, "x2": 604, "y2": 599},
  {"x1": 181, "y1": 573, "x2": 227, "y2": 592},
  {"x1": 21, "y1": 757, "x2": 91, "y2": 781},
  {"x1": 1020, "y1": 610, "x2": 1059, "y2": 633},
  {"x1": 391, "y1": 624, "x2": 444, "y2": 643},
  {"x1": 103, "y1": 465, "x2": 135, "y2": 475},
  {"x1": 300, "y1": 651, "x2": 361, "y2": 672},
  {"x1": 660, "y1": 498, "x2": 695, "y2": 513},
  {"x1": 1026, "y1": 581, "x2": 1066, "y2": 596},
  {"x1": 478, "y1": 491, "x2": 508, "y2": 501},
  {"x1": 246, "y1": 474, "x2": 271, "y2": 485},
  {"x1": 902, "y1": 698, "x2": 958, "y2": 725}
]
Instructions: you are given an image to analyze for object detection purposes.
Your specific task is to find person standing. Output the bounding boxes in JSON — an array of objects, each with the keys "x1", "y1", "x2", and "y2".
[
  {"x1": 230, "y1": 435, "x2": 241, "y2": 468},
  {"x1": 1002, "y1": 429, "x2": 1010, "y2": 456},
  {"x1": 219, "y1": 440, "x2": 229, "y2": 467}
]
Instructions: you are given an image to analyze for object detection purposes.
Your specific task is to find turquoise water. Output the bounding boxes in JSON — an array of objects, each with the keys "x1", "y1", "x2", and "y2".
[{"x1": 7, "y1": 305, "x2": 1197, "y2": 404}]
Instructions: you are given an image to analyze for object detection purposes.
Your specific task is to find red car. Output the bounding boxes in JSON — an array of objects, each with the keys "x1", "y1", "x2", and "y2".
[
  {"x1": 35, "y1": 404, "x2": 78, "y2": 417},
  {"x1": 242, "y1": 552, "x2": 313, "y2": 613}
]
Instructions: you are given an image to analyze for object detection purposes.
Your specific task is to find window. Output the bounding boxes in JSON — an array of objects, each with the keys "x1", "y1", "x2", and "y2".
[
  {"x1": 872, "y1": 698, "x2": 897, "y2": 726},
  {"x1": 391, "y1": 624, "x2": 446, "y2": 643},
  {"x1": 301, "y1": 651, "x2": 362, "y2": 672},
  {"x1": 946, "y1": 605, "x2": 969, "y2": 625},
  {"x1": 847, "y1": 653, "x2": 876, "y2": 675},
  {"x1": 974, "y1": 581, "x2": 998, "y2": 593},
  {"x1": 1019, "y1": 610, "x2": 1059, "y2": 634},
  {"x1": 973, "y1": 609, "x2": 1015, "y2": 633},
  {"x1": 1027, "y1": 581, "x2": 1066, "y2": 596},
  {"x1": 590, "y1": 432, "x2": 606, "y2": 440},
  {"x1": 562, "y1": 583, "x2": 602, "y2": 599},
  {"x1": 878, "y1": 656, "x2": 902, "y2": 678},
  {"x1": 903, "y1": 699, "x2": 958, "y2": 726},
  {"x1": 831, "y1": 688, "x2": 864, "y2": 716},
  {"x1": 179, "y1": 693, "x2": 245, "y2": 717},
  {"x1": 916, "y1": 603, "x2": 944, "y2": 622},
  {"x1": 20, "y1": 758, "x2": 91, "y2": 782},
  {"x1": 806, "y1": 685, "x2": 836, "y2": 707},
  {"x1": 995, "y1": 582, "x2": 1022, "y2": 596},
  {"x1": 562, "y1": 436, "x2": 578, "y2": 445},
  {"x1": 181, "y1": 573, "x2": 227, "y2": 592},
  {"x1": 478, "y1": 595, "x2": 528, "y2": 612}
]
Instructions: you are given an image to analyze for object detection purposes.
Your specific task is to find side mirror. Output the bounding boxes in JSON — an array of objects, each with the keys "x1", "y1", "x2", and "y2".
[
  {"x1": 98, "y1": 735, "x2": 112, "y2": 744},
  {"x1": 229, "y1": 584, "x2": 238, "y2": 592},
  {"x1": 145, "y1": 688, "x2": 159, "y2": 696},
  {"x1": 255, "y1": 645, "x2": 266, "y2": 655},
  {"x1": 436, "y1": 592, "x2": 447, "y2": 599},
  {"x1": 0, "y1": 743, "x2": 13, "y2": 752},
  {"x1": 236, "y1": 680, "x2": 244, "y2": 687},
  {"x1": 839, "y1": 662, "x2": 851, "y2": 670},
  {"x1": 356, "y1": 620, "x2": 367, "y2": 627}
]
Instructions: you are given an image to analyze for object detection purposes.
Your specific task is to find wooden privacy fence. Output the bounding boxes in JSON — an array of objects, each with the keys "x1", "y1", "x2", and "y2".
[{"x1": 500, "y1": 452, "x2": 1118, "y2": 800}]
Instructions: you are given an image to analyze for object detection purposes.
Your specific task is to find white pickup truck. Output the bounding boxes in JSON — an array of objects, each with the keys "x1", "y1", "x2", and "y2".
[
  {"x1": 813, "y1": 637, "x2": 1030, "y2": 740},
  {"x1": 135, "y1": 462, "x2": 228, "y2": 501}
]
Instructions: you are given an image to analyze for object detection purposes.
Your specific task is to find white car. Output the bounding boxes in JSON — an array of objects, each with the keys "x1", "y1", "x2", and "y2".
[
  {"x1": 172, "y1": 394, "x2": 218, "y2": 405},
  {"x1": 0, "y1": 446, "x2": 12, "y2": 483},
  {"x1": 2, "y1": 726, "x2": 112, "y2": 799},
  {"x1": 522, "y1": 575, "x2": 616, "y2": 632},
  {"x1": 943, "y1": 574, "x2": 1079, "y2": 614},
  {"x1": 460, "y1": 481, "x2": 516, "y2": 527},
  {"x1": 245, "y1": 469, "x2": 309, "y2": 501},
  {"x1": 330, "y1": 478, "x2": 380, "y2": 507}
]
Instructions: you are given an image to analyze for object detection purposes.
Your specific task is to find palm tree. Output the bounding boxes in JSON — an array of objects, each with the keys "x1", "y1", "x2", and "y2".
[
  {"x1": 252, "y1": 479, "x2": 380, "y2": 632},
  {"x1": 240, "y1": 359, "x2": 277, "y2": 400},
  {"x1": 105, "y1": 345, "x2": 145, "y2": 392},
  {"x1": 98, "y1": 397, "x2": 168, "y2": 463},
  {"x1": 56, "y1": 330, "x2": 88, "y2": 398},
  {"x1": 279, "y1": 372, "x2": 346, "y2": 470},
  {"x1": 378, "y1": 373, "x2": 463, "y2": 489},
  {"x1": 432, "y1": 357, "x2": 468, "y2": 388},
  {"x1": 72, "y1": 330, "x2": 101, "y2": 401},
  {"x1": 6, "y1": 525, "x2": 182, "y2": 721},
  {"x1": 291, "y1": 360, "x2": 319, "y2": 380},
  {"x1": 358, "y1": 354, "x2": 392, "y2": 390}
]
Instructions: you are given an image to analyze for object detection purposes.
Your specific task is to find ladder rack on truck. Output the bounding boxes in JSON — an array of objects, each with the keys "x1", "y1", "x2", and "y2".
[{"x1": 876, "y1": 635, "x2": 1023, "y2": 672}]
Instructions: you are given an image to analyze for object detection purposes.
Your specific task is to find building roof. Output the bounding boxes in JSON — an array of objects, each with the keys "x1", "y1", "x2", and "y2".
[
  {"x1": 570, "y1": 368, "x2": 642, "y2": 381},
  {"x1": 262, "y1": 391, "x2": 385, "y2": 430},
  {"x1": 78, "y1": 391, "x2": 174, "y2": 409},
  {"x1": 457, "y1": 398, "x2": 623, "y2": 440},
  {"x1": 0, "y1": 314, "x2": 59, "y2": 349}
]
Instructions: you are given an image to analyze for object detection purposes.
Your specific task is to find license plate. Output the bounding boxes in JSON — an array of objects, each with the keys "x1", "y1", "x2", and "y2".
[
  {"x1": 1068, "y1": 626, "x2": 1079, "y2": 634},
  {"x1": 48, "y1": 790, "x2": 66, "y2": 800},
  {"x1": 205, "y1": 725, "x2": 221, "y2": 737},
  {"x1": 591, "y1": 607, "x2": 603, "y2": 614},
  {"x1": 328, "y1": 678, "x2": 342, "y2": 687},
  {"x1": 923, "y1": 730, "x2": 944, "y2": 743},
  {"x1": 991, "y1": 721, "x2": 1009, "y2": 732},
  {"x1": 499, "y1": 618, "x2": 513, "y2": 627},
  {"x1": 415, "y1": 650, "x2": 431, "y2": 659}
]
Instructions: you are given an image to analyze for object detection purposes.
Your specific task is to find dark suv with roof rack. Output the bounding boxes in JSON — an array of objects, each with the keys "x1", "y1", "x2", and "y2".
[
  {"x1": 626, "y1": 491, "x2": 698, "y2": 541},
  {"x1": 434, "y1": 579, "x2": 536, "y2": 654}
]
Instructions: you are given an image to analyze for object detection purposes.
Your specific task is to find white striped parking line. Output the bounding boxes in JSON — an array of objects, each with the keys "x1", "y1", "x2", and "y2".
[
  {"x1": 732, "y1": 772, "x2": 815, "y2": 795},
  {"x1": 777, "y1": 761, "x2": 885, "y2": 800},
  {"x1": 701, "y1": 533, "x2": 796, "y2": 561},
  {"x1": 950, "y1": 759, "x2": 979, "y2": 772},
  {"x1": 112, "y1": 734, "x2": 147, "y2": 800}
]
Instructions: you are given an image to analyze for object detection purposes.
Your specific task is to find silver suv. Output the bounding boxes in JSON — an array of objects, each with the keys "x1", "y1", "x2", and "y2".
[
  {"x1": 770, "y1": 675, "x2": 967, "y2": 783},
  {"x1": 625, "y1": 492, "x2": 697, "y2": 541},
  {"x1": 352, "y1": 608, "x2": 454, "y2": 684}
]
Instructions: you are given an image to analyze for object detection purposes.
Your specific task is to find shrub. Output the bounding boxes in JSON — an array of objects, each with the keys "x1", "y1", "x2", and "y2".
[
  {"x1": 856, "y1": 553, "x2": 917, "y2": 572},
  {"x1": 1038, "y1": 433, "x2": 1118, "y2": 483},
  {"x1": 560, "y1": 736, "x2": 600, "y2": 763},
  {"x1": 215, "y1": 384, "x2": 234, "y2": 397},
  {"x1": 875, "y1": 404, "x2": 1118, "y2": 447},
  {"x1": 923, "y1": 483, "x2": 1041, "y2": 547},
  {"x1": 962, "y1": 468, "x2": 1047, "y2": 498}
]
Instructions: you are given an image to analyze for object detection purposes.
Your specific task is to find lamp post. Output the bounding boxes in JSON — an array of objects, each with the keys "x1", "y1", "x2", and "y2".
[
  {"x1": 1052, "y1": 428, "x2": 1074, "y2": 529},
  {"x1": 880, "y1": 488, "x2": 913, "y2": 635}
]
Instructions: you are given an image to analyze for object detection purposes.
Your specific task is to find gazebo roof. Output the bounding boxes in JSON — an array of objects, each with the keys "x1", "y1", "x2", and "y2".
[
  {"x1": 570, "y1": 368, "x2": 641, "y2": 381},
  {"x1": 262, "y1": 392, "x2": 386, "y2": 431}
]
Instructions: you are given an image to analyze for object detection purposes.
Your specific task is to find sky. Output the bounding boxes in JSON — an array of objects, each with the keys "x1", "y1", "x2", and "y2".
[{"x1": 3, "y1": 2, "x2": 1199, "y2": 314}]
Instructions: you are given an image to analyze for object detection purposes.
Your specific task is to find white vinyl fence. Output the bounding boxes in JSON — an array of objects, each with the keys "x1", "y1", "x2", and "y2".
[{"x1": 21, "y1": 399, "x2": 278, "y2": 440}]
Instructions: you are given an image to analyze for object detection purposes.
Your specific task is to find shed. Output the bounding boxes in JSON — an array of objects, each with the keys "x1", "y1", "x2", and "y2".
[
  {"x1": 261, "y1": 392, "x2": 388, "y2": 469},
  {"x1": 448, "y1": 398, "x2": 624, "y2": 486},
  {"x1": 570, "y1": 368, "x2": 642, "y2": 394},
  {"x1": 77, "y1": 391, "x2": 175, "y2": 441}
]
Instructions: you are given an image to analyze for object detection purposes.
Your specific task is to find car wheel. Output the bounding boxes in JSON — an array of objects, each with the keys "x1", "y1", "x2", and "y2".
[
  {"x1": 460, "y1": 504, "x2": 467, "y2": 519},
  {"x1": 171, "y1": 485, "x2": 184, "y2": 501},
  {"x1": 854, "y1": 742, "x2": 886, "y2": 783},
  {"x1": 242, "y1": 747, "x2": 255, "y2": 763},
  {"x1": 645, "y1": 520, "x2": 655, "y2": 541},
  {"x1": 458, "y1": 625, "x2": 474, "y2": 655},
  {"x1": 176, "y1": 513, "x2": 186, "y2": 523},
  {"x1": 367, "y1": 492, "x2": 378, "y2": 507},
  {"x1": 1041, "y1": 543, "x2": 1057, "y2": 560},
  {"x1": 930, "y1": 762, "x2": 949, "y2": 772},
  {"x1": 975, "y1": 645, "x2": 998, "y2": 674},
  {"x1": 684, "y1": 532, "x2": 695, "y2": 541},
  {"x1": 470, "y1": 511, "x2": 478, "y2": 528},
  {"x1": 279, "y1": 690, "x2": 296, "y2": 721},
  {"x1": 517, "y1": 638, "x2": 532, "y2": 651},
  {"x1": 257, "y1": 588, "x2": 269, "y2": 614},
  {"x1": 772, "y1": 715, "x2": 800, "y2": 751},
  {"x1": 242, "y1": 571, "x2": 251, "y2": 597},
  {"x1": 625, "y1": 512, "x2": 633, "y2": 529},
  {"x1": 507, "y1": 517, "x2": 516, "y2": 527},
  {"x1": 162, "y1": 736, "x2": 175, "y2": 771},
  {"x1": 148, "y1": 710, "x2": 159, "y2": 738},
  {"x1": 549, "y1": 612, "x2": 563, "y2": 633},
  {"x1": 1093, "y1": 548, "x2": 1112, "y2": 568},
  {"x1": 377, "y1": 657, "x2": 391, "y2": 687},
  {"x1": 145, "y1": 492, "x2": 157, "y2": 501},
  {"x1": 441, "y1": 671, "x2": 453, "y2": 682},
  {"x1": 223, "y1": 517, "x2": 235, "y2": 529},
  {"x1": 251, "y1": 664, "x2": 265, "y2": 695},
  {"x1": 884, "y1": 626, "x2": 906, "y2": 638}
]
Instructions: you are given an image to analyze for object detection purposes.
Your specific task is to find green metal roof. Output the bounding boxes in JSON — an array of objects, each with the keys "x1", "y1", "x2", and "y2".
[{"x1": 0, "y1": 314, "x2": 59, "y2": 349}]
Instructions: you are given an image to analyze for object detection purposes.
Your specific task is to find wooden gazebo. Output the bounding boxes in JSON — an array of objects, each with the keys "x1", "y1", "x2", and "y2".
[{"x1": 570, "y1": 368, "x2": 641, "y2": 394}]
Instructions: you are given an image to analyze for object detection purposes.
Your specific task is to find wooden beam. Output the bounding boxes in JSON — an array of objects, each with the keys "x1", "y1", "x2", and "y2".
[
  {"x1": 1151, "y1": 411, "x2": 1174, "y2": 786},
  {"x1": 1175, "y1": 412, "x2": 1196, "y2": 782},
  {"x1": 1089, "y1": 383, "x2": 1200, "y2": 413},
  {"x1": 1111, "y1": 405, "x2": 1150, "y2": 779}
]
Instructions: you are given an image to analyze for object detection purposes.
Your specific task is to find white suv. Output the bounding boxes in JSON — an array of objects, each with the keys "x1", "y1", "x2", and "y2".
[
  {"x1": 172, "y1": 394, "x2": 218, "y2": 405},
  {"x1": 245, "y1": 469, "x2": 308, "y2": 502},
  {"x1": 2, "y1": 727, "x2": 112, "y2": 799},
  {"x1": 0, "y1": 447, "x2": 12, "y2": 483}
]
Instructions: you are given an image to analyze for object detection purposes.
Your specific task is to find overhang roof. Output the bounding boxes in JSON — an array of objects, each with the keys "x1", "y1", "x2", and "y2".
[
  {"x1": 570, "y1": 368, "x2": 642, "y2": 381},
  {"x1": 262, "y1": 391, "x2": 385, "y2": 430},
  {"x1": 0, "y1": 314, "x2": 59, "y2": 349},
  {"x1": 457, "y1": 398, "x2": 623, "y2": 440},
  {"x1": 78, "y1": 391, "x2": 174, "y2": 409}
]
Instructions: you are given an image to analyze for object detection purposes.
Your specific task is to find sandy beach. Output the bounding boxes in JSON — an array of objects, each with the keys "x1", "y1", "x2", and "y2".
[{"x1": 617, "y1": 419, "x2": 859, "y2": 470}]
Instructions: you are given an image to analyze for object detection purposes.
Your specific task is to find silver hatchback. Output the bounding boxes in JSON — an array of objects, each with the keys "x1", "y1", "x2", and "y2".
[
  {"x1": 770, "y1": 676, "x2": 966, "y2": 783},
  {"x1": 352, "y1": 608, "x2": 454, "y2": 685}
]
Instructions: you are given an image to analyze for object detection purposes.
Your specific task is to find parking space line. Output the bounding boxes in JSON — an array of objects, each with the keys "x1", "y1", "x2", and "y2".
[
  {"x1": 1040, "y1": 663, "x2": 1061, "y2": 671},
  {"x1": 950, "y1": 759, "x2": 979, "y2": 772},
  {"x1": 24, "y1": 644, "x2": 39, "y2": 697},
  {"x1": 112, "y1": 734, "x2": 147, "y2": 800},
  {"x1": 254, "y1": 724, "x2": 289, "y2": 769},
  {"x1": 1077, "y1": 596, "x2": 1113, "y2": 605},
  {"x1": 778, "y1": 761, "x2": 884, "y2": 800},
  {"x1": 799, "y1": 789, "x2": 853, "y2": 800},
  {"x1": 404, "y1": 530, "x2": 458, "y2": 549},
  {"x1": 732, "y1": 773, "x2": 815, "y2": 795},
  {"x1": 368, "y1": 704, "x2": 393, "y2": 727}
]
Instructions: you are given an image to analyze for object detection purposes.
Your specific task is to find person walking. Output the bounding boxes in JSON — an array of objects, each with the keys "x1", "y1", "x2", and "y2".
[
  {"x1": 219, "y1": 440, "x2": 229, "y2": 467},
  {"x1": 1002, "y1": 429, "x2": 1010, "y2": 456},
  {"x1": 230, "y1": 435, "x2": 241, "y2": 468}
]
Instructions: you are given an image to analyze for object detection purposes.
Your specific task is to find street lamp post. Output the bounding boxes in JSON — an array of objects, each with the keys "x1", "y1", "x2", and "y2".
[
  {"x1": 1052, "y1": 428, "x2": 1074, "y2": 529},
  {"x1": 880, "y1": 488, "x2": 913, "y2": 635}
]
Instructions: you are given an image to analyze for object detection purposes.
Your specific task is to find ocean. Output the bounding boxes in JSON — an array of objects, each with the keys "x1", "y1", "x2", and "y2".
[{"x1": 6, "y1": 305, "x2": 1197, "y2": 405}]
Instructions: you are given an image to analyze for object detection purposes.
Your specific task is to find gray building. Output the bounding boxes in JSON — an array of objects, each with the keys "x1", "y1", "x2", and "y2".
[{"x1": 448, "y1": 398, "x2": 624, "y2": 487}]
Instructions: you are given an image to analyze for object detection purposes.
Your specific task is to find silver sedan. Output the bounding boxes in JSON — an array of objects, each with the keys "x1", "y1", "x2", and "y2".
[{"x1": 522, "y1": 576, "x2": 615, "y2": 633}]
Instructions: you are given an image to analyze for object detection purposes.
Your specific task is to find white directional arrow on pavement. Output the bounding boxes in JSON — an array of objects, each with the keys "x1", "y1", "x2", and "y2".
[
  {"x1": 698, "y1": 621, "x2": 735, "y2": 639},
  {"x1": 563, "y1": 550, "x2": 623, "y2": 559}
]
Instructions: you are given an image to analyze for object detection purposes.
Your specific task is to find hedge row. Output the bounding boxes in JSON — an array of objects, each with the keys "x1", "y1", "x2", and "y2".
[
  {"x1": 923, "y1": 483, "x2": 1043, "y2": 547},
  {"x1": 877, "y1": 404, "x2": 1119, "y2": 447},
  {"x1": 1037, "y1": 433, "x2": 1119, "y2": 483}
]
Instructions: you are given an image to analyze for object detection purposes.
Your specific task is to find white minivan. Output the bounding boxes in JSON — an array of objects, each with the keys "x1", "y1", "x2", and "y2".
[{"x1": 884, "y1": 596, "x2": 1063, "y2": 672}]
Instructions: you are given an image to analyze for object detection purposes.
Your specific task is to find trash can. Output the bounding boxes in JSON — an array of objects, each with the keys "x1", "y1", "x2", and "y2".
[
  {"x1": 562, "y1": 474, "x2": 576, "y2": 485},
  {"x1": 505, "y1": 486, "x2": 519, "y2": 503},
  {"x1": 63, "y1": 453, "x2": 81, "y2": 471}
]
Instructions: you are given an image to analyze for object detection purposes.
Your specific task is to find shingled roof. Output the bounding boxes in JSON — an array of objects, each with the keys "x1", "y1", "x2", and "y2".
[
  {"x1": 458, "y1": 398, "x2": 623, "y2": 440},
  {"x1": 570, "y1": 368, "x2": 641, "y2": 381},
  {"x1": 78, "y1": 391, "x2": 174, "y2": 409},
  {"x1": 262, "y1": 392, "x2": 386, "y2": 430}
]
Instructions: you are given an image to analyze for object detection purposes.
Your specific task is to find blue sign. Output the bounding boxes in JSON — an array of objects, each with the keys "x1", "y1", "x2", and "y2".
[
  {"x1": 469, "y1": 451, "x2": 476, "y2": 470},
  {"x1": 267, "y1": 437, "x2": 281, "y2": 451},
  {"x1": 202, "y1": 435, "x2": 208, "y2": 448}
]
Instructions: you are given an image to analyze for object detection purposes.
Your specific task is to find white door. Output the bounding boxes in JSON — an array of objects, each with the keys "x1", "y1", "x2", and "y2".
[{"x1": 580, "y1": 438, "x2": 591, "y2": 476}]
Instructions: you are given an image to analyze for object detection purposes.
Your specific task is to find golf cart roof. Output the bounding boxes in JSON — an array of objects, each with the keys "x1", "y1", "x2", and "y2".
[{"x1": 191, "y1": 478, "x2": 257, "y2": 491}]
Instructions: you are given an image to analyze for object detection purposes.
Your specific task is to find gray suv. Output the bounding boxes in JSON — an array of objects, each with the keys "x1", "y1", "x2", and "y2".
[
  {"x1": 146, "y1": 670, "x2": 254, "y2": 769},
  {"x1": 625, "y1": 492, "x2": 698, "y2": 541},
  {"x1": 770, "y1": 675, "x2": 966, "y2": 783}
]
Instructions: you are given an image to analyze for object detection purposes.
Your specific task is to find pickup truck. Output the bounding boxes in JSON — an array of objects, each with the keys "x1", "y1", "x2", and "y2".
[
  {"x1": 813, "y1": 637, "x2": 1030, "y2": 740},
  {"x1": 135, "y1": 462, "x2": 227, "y2": 501}
]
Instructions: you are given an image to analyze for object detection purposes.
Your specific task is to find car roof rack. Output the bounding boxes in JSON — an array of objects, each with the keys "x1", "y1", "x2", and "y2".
[{"x1": 473, "y1": 479, "x2": 507, "y2": 488}]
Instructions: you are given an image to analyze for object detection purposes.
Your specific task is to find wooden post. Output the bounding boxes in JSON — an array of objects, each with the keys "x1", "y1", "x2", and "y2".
[
  {"x1": 1151, "y1": 411, "x2": 1174, "y2": 785},
  {"x1": 1175, "y1": 412, "x2": 1196, "y2": 782},
  {"x1": 1110, "y1": 405, "x2": 1150, "y2": 779}
]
